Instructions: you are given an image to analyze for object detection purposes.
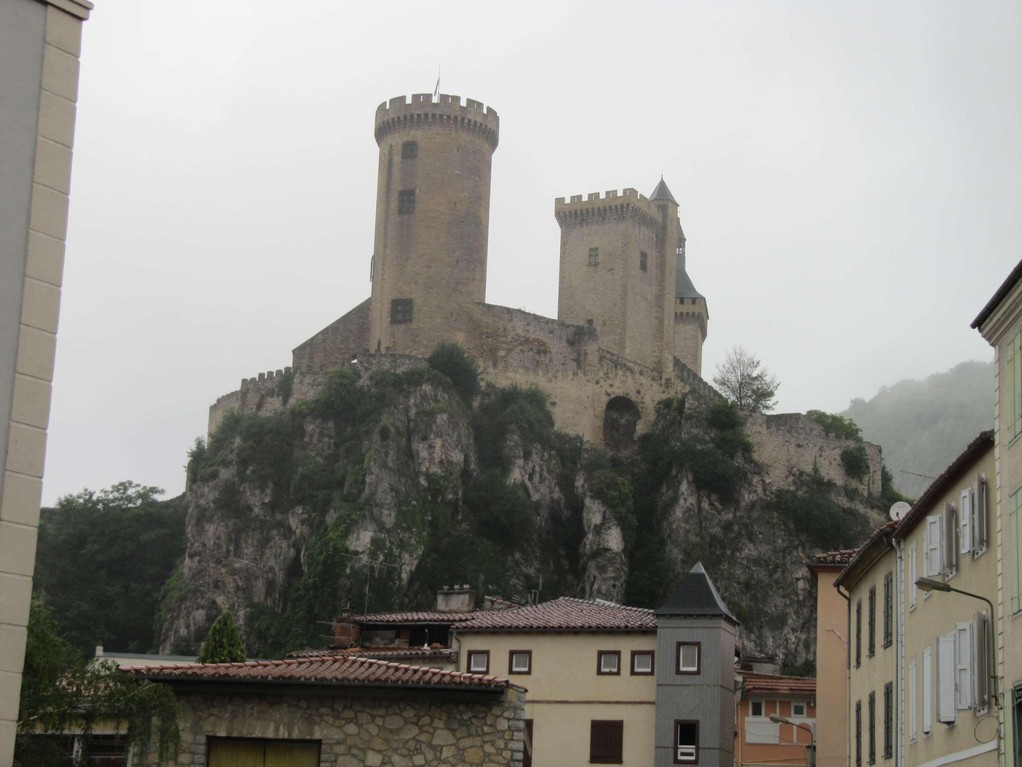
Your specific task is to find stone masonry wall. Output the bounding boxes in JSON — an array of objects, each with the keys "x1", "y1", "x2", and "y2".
[
  {"x1": 145, "y1": 686, "x2": 526, "y2": 767},
  {"x1": 744, "y1": 411, "x2": 883, "y2": 496}
]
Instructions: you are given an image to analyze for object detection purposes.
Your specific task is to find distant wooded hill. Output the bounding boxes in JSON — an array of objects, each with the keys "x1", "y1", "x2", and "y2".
[{"x1": 842, "y1": 360, "x2": 995, "y2": 500}]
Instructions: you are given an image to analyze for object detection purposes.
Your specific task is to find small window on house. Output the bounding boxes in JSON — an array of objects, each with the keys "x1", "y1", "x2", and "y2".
[
  {"x1": 883, "y1": 572, "x2": 893, "y2": 648},
  {"x1": 792, "y1": 702, "x2": 807, "y2": 718},
  {"x1": 925, "y1": 514, "x2": 943, "y2": 578},
  {"x1": 390, "y1": 298, "x2": 413, "y2": 324},
  {"x1": 467, "y1": 651, "x2": 489, "y2": 673},
  {"x1": 398, "y1": 189, "x2": 416, "y2": 214},
  {"x1": 401, "y1": 140, "x2": 418, "y2": 159},
  {"x1": 640, "y1": 251, "x2": 648, "y2": 272},
  {"x1": 676, "y1": 642, "x2": 700, "y2": 674},
  {"x1": 631, "y1": 651, "x2": 654, "y2": 675},
  {"x1": 750, "y1": 700, "x2": 764, "y2": 717},
  {"x1": 855, "y1": 599, "x2": 862, "y2": 667},
  {"x1": 598, "y1": 651, "x2": 620, "y2": 675},
  {"x1": 675, "y1": 720, "x2": 699, "y2": 764},
  {"x1": 855, "y1": 700, "x2": 862, "y2": 767},
  {"x1": 883, "y1": 682, "x2": 893, "y2": 759},
  {"x1": 588, "y1": 247, "x2": 600, "y2": 266},
  {"x1": 590, "y1": 720, "x2": 623, "y2": 764},
  {"x1": 509, "y1": 650, "x2": 532, "y2": 675},
  {"x1": 973, "y1": 474, "x2": 988, "y2": 557},
  {"x1": 868, "y1": 585, "x2": 876, "y2": 657},
  {"x1": 868, "y1": 691, "x2": 876, "y2": 765}
]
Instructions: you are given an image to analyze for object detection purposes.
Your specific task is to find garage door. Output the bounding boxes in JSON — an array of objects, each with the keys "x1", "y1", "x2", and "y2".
[{"x1": 207, "y1": 738, "x2": 320, "y2": 767}]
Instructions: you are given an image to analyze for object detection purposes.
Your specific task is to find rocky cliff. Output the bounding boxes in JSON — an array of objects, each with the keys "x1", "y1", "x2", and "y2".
[{"x1": 159, "y1": 355, "x2": 886, "y2": 671}]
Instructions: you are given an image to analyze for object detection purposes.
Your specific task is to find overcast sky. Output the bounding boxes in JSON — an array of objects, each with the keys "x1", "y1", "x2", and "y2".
[{"x1": 44, "y1": 0, "x2": 1022, "y2": 504}]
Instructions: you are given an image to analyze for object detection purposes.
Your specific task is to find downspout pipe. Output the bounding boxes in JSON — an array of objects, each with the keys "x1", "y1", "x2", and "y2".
[
  {"x1": 834, "y1": 581, "x2": 851, "y2": 767},
  {"x1": 892, "y1": 537, "x2": 904, "y2": 767}
]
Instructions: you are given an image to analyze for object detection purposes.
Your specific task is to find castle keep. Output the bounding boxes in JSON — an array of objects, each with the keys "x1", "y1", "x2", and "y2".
[{"x1": 210, "y1": 93, "x2": 712, "y2": 447}]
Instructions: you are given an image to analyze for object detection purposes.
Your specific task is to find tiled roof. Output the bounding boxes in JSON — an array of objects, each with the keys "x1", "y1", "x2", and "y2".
[
  {"x1": 456, "y1": 597, "x2": 655, "y2": 633},
  {"x1": 740, "y1": 672, "x2": 816, "y2": 695},
  {"x1": 287, "y1": 646, "x2": 456, "y2": 661},
  {"x1": 657, "y1": 563, "x2": 739, "y2": 625},
  {"x1": 834, "y1": 521, "x2": 897, "y2": 589},
  {"x1": 127, "y1": 655, "x2": 512, "y2": 691},
  {"x1": 353, "y1": 611, "x2": 485, "y2": 625},
  {"x1": 807, "y1": 549, "x2": 856, "y2": 568},
  {"x1": 972, "y1": 259, "x2": 1022, "y2": 329}
]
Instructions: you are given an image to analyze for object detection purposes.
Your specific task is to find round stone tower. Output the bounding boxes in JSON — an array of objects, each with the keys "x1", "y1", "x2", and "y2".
[{"x1": 368, "y1": 93, "x2": 499, "y2": 356}]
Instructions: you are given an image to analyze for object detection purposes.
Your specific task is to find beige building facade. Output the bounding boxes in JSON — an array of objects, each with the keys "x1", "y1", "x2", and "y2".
[
  {"x1": 809, "y1": 550, "x2": 854, "y2": 767},
  {"x1": 973, "y1": 261, "x2": 1022, "y2": 767},
  {"x1": 0, "y1": 0, "x2": 92, "y2": 761}
]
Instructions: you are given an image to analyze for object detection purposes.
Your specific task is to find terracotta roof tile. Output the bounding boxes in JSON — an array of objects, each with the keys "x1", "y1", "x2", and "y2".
[
  {"x1": 127, "y1": 655, "x2": 512, "y2": 690},
  {"x1": 353, "y1": 611, "x2": 485, "y2": 625},
  {"x1": 287, "y1": 646, "x2": 456, "y2": 661},
  {"x1": 808, "y1": 549, "x2": 856, "y2": 568},
  {"x1": 456, "y1": 597, "x2": 655, "y2": 633},
  {"x1": 740, "y1": 672, "x2": 817, "y2": 695}
]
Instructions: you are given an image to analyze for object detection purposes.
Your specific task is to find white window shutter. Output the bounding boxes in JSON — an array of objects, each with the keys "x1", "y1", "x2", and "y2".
[
  {"x1": 937, "y1": 631, "x2": 957, "y2": 724},
  {"x1": 973, "y1": 612, "x2": 989, "y2": 711},
  {"x1": 942, "y1": 503, "x2": 957, "y2": 577},
  {"x1": 955, "y1": 622, "x2": 972, "y2": 710},
  {"x1": 959, "y1": 489, "x2": 973, "y2": 554},
  {"x1": 925, "y1": 516, "x2": 942, "y2": 577},
  {"x1": 908, "y1": 657, "x2": 917, "y2": 741},
  {"x1": 908, "y1": 544, "x2": 918, "y2": 608},
  {"x1": 974, "y1": 475, "x2": 988, "y2": 555},
  {"x1": 922, "y1": 647, "x2": 933, "y2": 734}
]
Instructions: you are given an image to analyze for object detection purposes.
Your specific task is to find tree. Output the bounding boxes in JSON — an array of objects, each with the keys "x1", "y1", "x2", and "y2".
[
  {"x1": 15, "y1": 596, "x2": 179, "y2": 766},
  {"x1": 428, "y1": 342, "x2": 481, "y2": 402},
  {"x1": 197, "y1": 611, "x2": 246, "y2": 663},
  {"x1": 34, "y1": 481, "x2": 186, "y2": 656},
  {"x1": 712, "y1": 346, "x2": 780, "y2": 412}
]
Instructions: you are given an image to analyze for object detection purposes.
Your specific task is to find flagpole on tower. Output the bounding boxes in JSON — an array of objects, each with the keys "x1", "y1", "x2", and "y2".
[{"x1": 433, "y1": 63, "x2": 441, "y2": 102}]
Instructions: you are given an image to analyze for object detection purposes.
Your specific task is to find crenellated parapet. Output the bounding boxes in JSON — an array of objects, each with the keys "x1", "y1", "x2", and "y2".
[
  {"x1": 554, "y1": 188, "x2": 663, "y2": 231},
  {"x1": 374, "y1": 93, "x2": 500, "y2": 150}
]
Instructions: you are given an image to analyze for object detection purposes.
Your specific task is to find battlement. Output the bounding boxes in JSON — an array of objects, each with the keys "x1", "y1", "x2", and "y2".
[
  {"x1": 554, "y1": 187, "x2": 661, "y2": 230},
  {"x1": 241, "y1": 367, "x2": 292, "y2": 388},
  {"x1": 375, "y1": 93, "x2": 499, "y2": 150}
]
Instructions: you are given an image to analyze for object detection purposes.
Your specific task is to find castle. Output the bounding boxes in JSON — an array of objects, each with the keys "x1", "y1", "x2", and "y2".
[{"x1": 209, "y1": 93, "x2": 714, "y2": 448}]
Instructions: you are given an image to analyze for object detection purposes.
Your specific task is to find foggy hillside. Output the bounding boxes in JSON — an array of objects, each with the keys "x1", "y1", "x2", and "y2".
[{"x1": 842, "y1": 360, "x2": 994, "y2": 500}]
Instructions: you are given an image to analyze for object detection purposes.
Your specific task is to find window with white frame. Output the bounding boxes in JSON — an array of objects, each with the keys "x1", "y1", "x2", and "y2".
[
  {"x1": 924, "y1": 515, "x2": 943, "y2": 578},
  {"x1": 676, "y1": 642, "x2": 700, "y2": 674},
  {"x1": 955, "y1": 622, "x2": 974, "y2": 710},
  {"x1": 467, "y1": 650, "x2": 489, "y2": 673},
  {"x1": 908, "y1": 657, "x2": 917, "y2": 742},
  {"x1": 509, "y1": 650, "x2": 532, "y2": 675},
  {"x1": 937, "y1": 631, "x2": 957, "y2": 724},
  {"x1": 960, "y1": 487, "x2": 974, "y2": 554},
  {"x1": 675, "y1": 721, "x2": 698, "y2": 764},
  {"x1": 922, "y1": 646, "x2": 933, "y2": 734},
  {"x1": 631, "y1": 651, "x2": 654, "y2": 675},
  {"x1": 598, "y1": 651, "x2": 620, "y2": 675}
]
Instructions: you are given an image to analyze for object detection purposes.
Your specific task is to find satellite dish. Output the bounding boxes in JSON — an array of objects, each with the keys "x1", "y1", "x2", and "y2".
[{"x1": 889, "y1": 501, "x2": 911, "y2": 522}]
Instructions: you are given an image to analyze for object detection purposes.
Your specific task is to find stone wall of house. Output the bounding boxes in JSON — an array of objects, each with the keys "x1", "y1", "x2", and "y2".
[{"x1": 147, "y1": 686, "x2": 526, "y2": 767}]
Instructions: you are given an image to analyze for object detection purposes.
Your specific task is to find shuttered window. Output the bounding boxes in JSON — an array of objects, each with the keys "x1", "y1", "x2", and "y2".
[
  {"x1": 908, "y1": 544, "x2": 918, "y2": 609},
  {"x1": 1012, "y1": 487, "x2": 1022, "y2": 614},
  {"x1": 883, "y1": 682, "x2": 893, "y2": 759},
  {"x1": 855, "y1": 600, "x2": 862, "y2": 667},
  {"x1": 868, "y1": 692, "x2": 876, "y2": 765},
  {"x1": 855, "y1": 701, "x2": 862, "y2": 767},
  {"x1": 925, "y1": 515, "x2": 943, "y2": 578},
  {"x1": 974, "y1": 612, "x2": 990, "y2": 711},
  {"x1": 868, "y1": 586, "x2": 876, "y2": 657},
  {"x1": 922, "y1": 647, "x2": 933, "y2": 734},
  {"x1": 590, "y1": 720, "x2": 623, "y2": 764},
  {"x1": 1006, "y1": 327, "x2": 1022, "y2": 441},
  {"x1": 960, "y1": 487, "x2": 974, "y2": 554},
  {"x1": 882, "y1": 573, "x2": 893, "y2": 648},
  {"x1": 956, "y1": 622, "x2": 973, "y2": 710},
  {"x1": 908, "y1": 657, "x2": 918, "y2": 742},
  {"x1": 937, "y1": 631, "x2": 957, "y2": 724},
  {"x1": 942, "y1": 503, "x2": 957, "y2": 578},
  {"x1": 973, "y1": 474, "x2": 988, "y2": 556}
]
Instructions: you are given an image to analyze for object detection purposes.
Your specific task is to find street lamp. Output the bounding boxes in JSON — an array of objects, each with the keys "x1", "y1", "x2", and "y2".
[
  {"x1": 769, "y1": 714, "x2": 816, "y2": 767},
  {"x1": 915, "y1": 577, "x2": 999, "y2": 708}
]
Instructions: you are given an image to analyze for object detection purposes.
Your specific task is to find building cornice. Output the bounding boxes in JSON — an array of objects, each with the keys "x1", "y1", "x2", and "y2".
[{"x1": 37, "y1": 0, "x2": 93, "y2": 20}]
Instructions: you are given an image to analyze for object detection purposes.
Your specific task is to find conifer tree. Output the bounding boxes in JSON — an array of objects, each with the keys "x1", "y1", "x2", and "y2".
[{"x1": 197, "y1": 611, "x2": 246, "y2": 663}]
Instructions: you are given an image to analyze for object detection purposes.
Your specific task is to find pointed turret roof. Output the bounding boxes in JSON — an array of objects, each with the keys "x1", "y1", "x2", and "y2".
[
  {"x1": 656, "y1": 562, "x2": 739, "y2": 625},
  {"x1": 649, "y1": 177, "x2": 678, "y2": 205},
  {"x1": 676, "y1": 267, "x2": 704, "y2": 301}
]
